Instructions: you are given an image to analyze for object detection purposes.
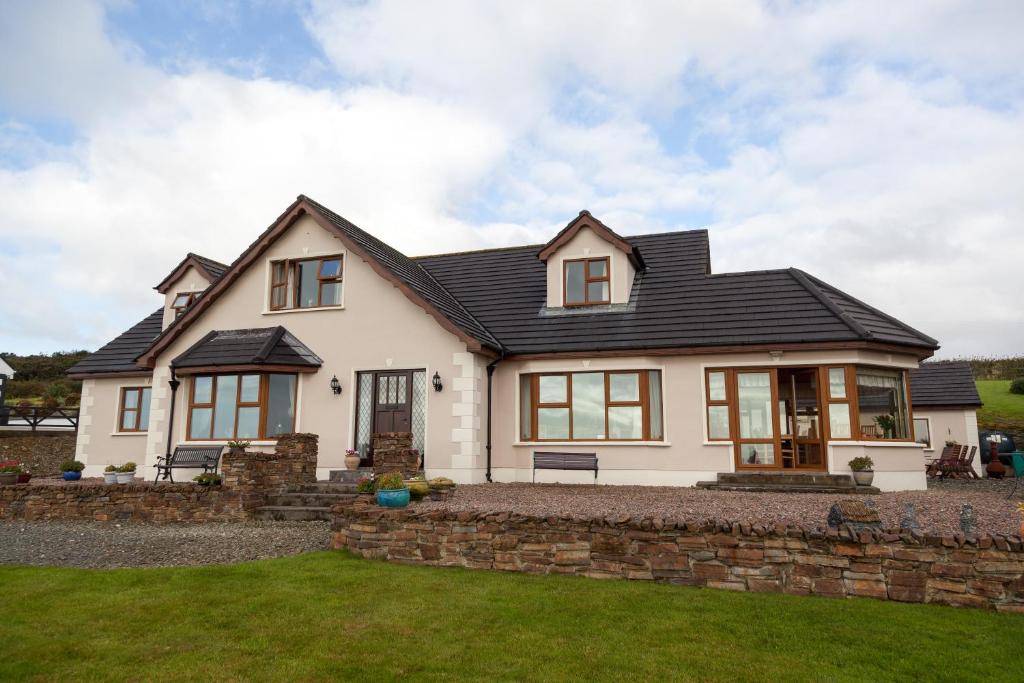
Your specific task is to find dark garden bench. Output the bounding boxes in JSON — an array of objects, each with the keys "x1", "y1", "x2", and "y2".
[
  {"x1": 533, "y1": 451, "x2": 598, "y2": 483},
  {"x1": 154, "y1": 445, "x2": 224, "y2": 482}
]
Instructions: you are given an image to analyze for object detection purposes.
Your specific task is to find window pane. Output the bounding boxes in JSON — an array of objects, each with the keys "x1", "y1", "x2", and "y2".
[
  {"x1": 740, "y1": 443, "x2": 775, "y2": 465},
  {"x1": 265, "y1": 374, "x2": 296, "y2": 437},
  {"x1": 319, "y1": 258, "x2": 341, "y2": 277},
  {"x1": 708, "y1": 371, "x2": 727, "y2": 402},
  {"x1": 829, "y1": 403, "x2": 851, "y2": 439},
  {"x1": 271, "y1": 286, "x2": 286, "y2": 309},
  {"x1": 565, "y1": 262, "x2": 585, "y2": 304},
  {"x1": 609, "y1": 373, "x2": 639, "y2": 402},
  {"x1": 139, "y1": 388, "x2": 151, "y2": 430},
  {"x1": 538, "y1": 408, "x2": 569, "y2": 439},
  {"x1": 213, "y1": 376, "x2": 238, "y2": 439},
  {"x1": 572, "y1": 373, "x2": 605, "y2": 439},
  {"x1": 587, "y1": 281, "x2": 608, "y2": 302},
  {"x1": 273, "y1": 262, "x2": 286, "y2": 282},
  {"x1": 194, "y1": 376, "x2": 213, "y2": 403},
  {"x1": 173, "y1": 294, "x2": 191, "y2": 308},
  {"x1": 609, "y1": 406, "x2": 642, "y2": 439},
  {"x1": 355, "y1": 374, "x2": 374, "y2": 458},
  {"x1": 239, "y1": 375, "x2": 260, "y2": 403},
  {"x1": 189, "y1": 408, "x2": 212, "y2": 439},
  {"x1": 123, "y1": 389, "x2": 139, "y2": 410},
  {"x1": 708, "y1": 405, "x2": 730, "y2": 439},
  {"x1": 828, "y1": 368, "x2": 847, "y2": 398},
  {"x1": 589, "y1": 259, "x2": 607, "y2": 277},
  {"x1": 411, "y1": 371, "x2": 426, "y2": 457},
  {"x1": 538, "y1": 375, "x2": 567, "y2": 403},
  {"x1": 320, "y1": 282, "x2": 342, "y2": 306},
  {"x1": 648, "y1": 371, "x2": 663, "y2": 440},
  {"x1": 914, "y1": 418, "x2": 930, "y2": 447},
  {"x1": 520, "y1": 375, "x2": 533, "y2": 440},
  {"x1": 856, "y1": 369, "x2": 909, "y2": 439},
  {"x1": 121, "y1": 409, "x2": 137, "y2": 431},
  {"x1": 296, "y1": 260, "x2": 319, "y2": 308},
  {"x1": 237, "y1": 407, "x2": 260, "y2": 439},
  {"x1": 737, "y1": 372, "x2": 773, "y2": 439}
]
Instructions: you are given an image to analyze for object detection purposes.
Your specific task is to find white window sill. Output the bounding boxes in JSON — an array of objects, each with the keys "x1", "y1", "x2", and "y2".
[
  {"x1": 110, "y1": 432, "x2": 148, "y2": 437},
  {"x1": 261, "y1": 306, "x2": 344, "y2": 315},
  {"x1": 179, "y1": 440, "x2": 278, "y2": 447},
  {"x1": 513, "y1": 441, "x2": 671, "y2": 447},
  {"x1": 703, "y1": 441, "x2": 733, "y2": 446}
]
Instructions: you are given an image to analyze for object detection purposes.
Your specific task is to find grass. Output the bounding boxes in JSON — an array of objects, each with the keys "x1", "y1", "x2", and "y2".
[
  {"x1": 0, "y1": 552, "x2": 1021, "y2": 682},
  {"x1": 977, "y1": 380, "x2": 1024, "y2": 427}
]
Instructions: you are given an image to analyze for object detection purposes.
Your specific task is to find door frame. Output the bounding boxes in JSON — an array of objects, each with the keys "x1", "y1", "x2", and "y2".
[{"x1": 353, "y1": 368, "x2": 424, "y2": 465}]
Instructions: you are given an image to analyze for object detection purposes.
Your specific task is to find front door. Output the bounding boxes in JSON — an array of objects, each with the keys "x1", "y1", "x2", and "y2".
[
  {"x1": 354, "y1": 369, "x2": 425, "y2": 466},
  {"x1": 734, "y1": 367, "x2": 826, "y2": 471},
  {"x1": 373, "y1": 371, "x2": 413, "y2": 434}
]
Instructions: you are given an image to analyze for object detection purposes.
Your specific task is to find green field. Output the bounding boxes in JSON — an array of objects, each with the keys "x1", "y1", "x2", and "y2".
[
  {"x1": 0, "y1": 551, "x2": 1019, "y2": 682},
  {"x1": 977, "y1": 380, "x2": 1024, "y2": 427}
]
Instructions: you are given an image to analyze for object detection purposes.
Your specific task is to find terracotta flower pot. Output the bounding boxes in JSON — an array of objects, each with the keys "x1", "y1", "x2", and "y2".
[{"x1": 344, "y1": 455, "x2": 361, "y2": 470}]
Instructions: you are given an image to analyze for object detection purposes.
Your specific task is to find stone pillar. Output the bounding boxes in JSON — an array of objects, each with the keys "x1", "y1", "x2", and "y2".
[
  {"x1": 222, "y1": 433, "x2": 319, "y2": 511},
  {"x1": 372, "y1": 432, "x2": 419, "y2": 477}
]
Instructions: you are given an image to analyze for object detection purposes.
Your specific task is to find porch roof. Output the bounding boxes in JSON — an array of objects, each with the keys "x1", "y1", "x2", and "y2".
[{"x1": 170, "y1": 327, "x2": 322, "y2": 374}]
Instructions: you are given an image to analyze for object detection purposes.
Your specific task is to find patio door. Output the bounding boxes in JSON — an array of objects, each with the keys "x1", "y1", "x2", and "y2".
[
  {"x1": 733, "y1": 367, "x2": 825, "y2": 471},
  {"x1": 354, "y1": 369, "x2": 426, "y2": 465}
]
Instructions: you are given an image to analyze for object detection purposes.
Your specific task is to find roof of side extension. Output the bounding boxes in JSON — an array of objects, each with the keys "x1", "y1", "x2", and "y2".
[
  {"x1": 66, "y1": 309, "x2": 164, "y2": 377},
  {"x1": 909, "y1": 362, "x2": 983, "y2": 408},
  {"x1": 171, "y1": 327, "x2": 322, "y2": 372}
]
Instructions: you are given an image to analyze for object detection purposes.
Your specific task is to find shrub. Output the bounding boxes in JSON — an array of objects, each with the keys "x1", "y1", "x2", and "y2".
[
  {"x1": 118, "y1": 462, "x2": 137, "y2": 473},
  {"x1": 226, "y1": 440, "x2": 251, "y2": 450},
  {"x1": 848, "y1": 456, "x2": 874, "y2": 472},
  {"x1": 6, "y1": 379, "x2": 46, "y2": 399},
  {"x1": 60, "y1": 460, "x2": 85, "y2": 473},
  {"x1": 376, "y1": 472, "x2": 406, "y2": 491},
  {"x1": 428, "y1": 477, "x2": 455, "y2": 490},
  {"x1": 1010, "y1": 378, "x2": 1024, "y2": 395},
  {"x1": 0, "y1": 463, "x2": 23, "y2": 474},
  {"x1": 356, "y1": 477, "x2": 374, "y2": 494},
  {"x1": 193, "y1": 473, "x2": 222, "y2": 486},
  {"x1": 104, "y1": 465, "x2": 117, "y2": 473}
]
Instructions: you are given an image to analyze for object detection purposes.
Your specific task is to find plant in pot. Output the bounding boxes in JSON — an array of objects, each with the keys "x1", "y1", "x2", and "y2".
[
  {"x1": 103, "y1": 465, "x2": 118, "y2": 485},
  {"x1": 848, "y1": 456, "x2": 875, "y2": 486},
  {"x1": 355, "y1": 476, "x2": 375, "y2": 495},
  {"x1": 344, "y1": 449, "x2": 361, "y2": 470},
  {"x1": 61, "y1": 460, "x2": 85, "y2": 481},
  {"x1": 226, "y1": 440, "x2": 250, "y2": 454},
  {"x1": 0, "y1": 463, "x2": 22, "y2": 486},
  {"x1": 116, "y1": 462, "x2": 137, "y2": 484},
  {"x1": 874, "y1": 414, "x2": 896, "y2": 439},
  {"x1": 193, "y1": 472, "x2": 222, "y2": 486},
  {"x1": 375, "y1": 471, "x2": 410, "y2": 508}
]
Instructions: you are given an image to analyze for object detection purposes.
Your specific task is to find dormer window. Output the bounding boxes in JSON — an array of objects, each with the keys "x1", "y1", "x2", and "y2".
[
  {"x1": 564, "y1": 257, "x2": 610, "y2": 306},
  {"x1": 171, "y1": 292, "x2": 197, "y2": 318},
  {"x1": 269, "y1": 255, "x2": 343, "y2": 310}
]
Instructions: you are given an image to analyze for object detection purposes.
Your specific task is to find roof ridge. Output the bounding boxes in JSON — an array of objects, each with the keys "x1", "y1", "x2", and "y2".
[
  {"x1": 798, "y1": 269, "x2": 939, "y2": 348},
  {"x1": 254, "y1": 326, "x2": 287, "y2": 362},
  {"x1": 787, "y1": 268, "x2": 873, "y2": 340}
]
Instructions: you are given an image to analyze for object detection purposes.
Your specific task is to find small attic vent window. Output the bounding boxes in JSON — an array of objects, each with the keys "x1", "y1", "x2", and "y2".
[
  {"x1": 564, "y1": 257, "x2": 609, "y2": 306},
  {"x1": 171, "y1": 292, "x2": 197, "y2": 318}
]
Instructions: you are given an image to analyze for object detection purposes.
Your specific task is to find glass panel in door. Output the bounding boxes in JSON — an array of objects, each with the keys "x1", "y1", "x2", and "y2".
[{"x1": 736, "y1": 371, "x2": 776, "y2": 466}]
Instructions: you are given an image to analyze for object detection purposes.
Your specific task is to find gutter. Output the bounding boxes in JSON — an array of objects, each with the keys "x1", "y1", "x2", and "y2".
[
  {"x1": 165, "y1": 369, "x2": 180, "y2": 460},
  {"x1": 484, "y1": 350, "x2": 506, "y2": 483}
]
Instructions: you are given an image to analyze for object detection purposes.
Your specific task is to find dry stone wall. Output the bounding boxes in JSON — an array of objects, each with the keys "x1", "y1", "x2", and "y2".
[
  {"x1": 331, "y1": 504, "x2": 1024, "y2": 612},
  {"x1": 372, "y1": 432, "x2": 419, "y2": 477}
]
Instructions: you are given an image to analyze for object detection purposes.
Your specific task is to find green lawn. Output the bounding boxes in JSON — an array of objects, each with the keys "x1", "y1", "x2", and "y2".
[
  {"x1": 0, "y1": 552, "x2": 1020, "y2": 682},
  {"x1": 977, "y1": 380, "x2": 1024, "y2": 427}
]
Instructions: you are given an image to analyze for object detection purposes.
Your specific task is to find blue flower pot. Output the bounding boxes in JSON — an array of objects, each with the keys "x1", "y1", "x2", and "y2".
[
  {"x1": 62, "y1": 471, "x2": 82, "y2": 481},
  {"x1": 377, "y1": 488, "x2": 410, "y2": 508}
]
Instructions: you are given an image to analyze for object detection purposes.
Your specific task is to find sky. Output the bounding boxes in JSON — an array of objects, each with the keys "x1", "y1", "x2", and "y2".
[{"x1": 1, "y1": 0, "x2": 1022, "y2": 358}]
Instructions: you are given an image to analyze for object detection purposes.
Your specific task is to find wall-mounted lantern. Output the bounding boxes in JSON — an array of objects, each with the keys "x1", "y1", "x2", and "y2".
[
  {"x1": 330, "y1": 375, "x2": 342, "y2": 395},
  {"x1": 432, "y1": 371, "x2": 443, "y2": 392}
]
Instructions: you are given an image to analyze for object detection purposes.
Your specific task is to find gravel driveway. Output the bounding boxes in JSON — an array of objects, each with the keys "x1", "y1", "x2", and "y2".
[
  {"x1": 0, "y1": 521, "x2": 331, "y2": 568},
  {"x1": 419, "y1": 480, "x2": 1023, "y2": 536}
]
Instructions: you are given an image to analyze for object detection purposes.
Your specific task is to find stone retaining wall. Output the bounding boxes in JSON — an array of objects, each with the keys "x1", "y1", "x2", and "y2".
[
  {"x1": 372, "y1": 432, "x2": 419, "y2": 477},
  {"x1": 222, "y1": 433, "x2": 318, "y2": 511},
  {"x1": 0, "y1": 432, "x2": 76, "y2": 476},
  {"x1": 331, "y1": 505, "x2": 1024, "y2": 612}
]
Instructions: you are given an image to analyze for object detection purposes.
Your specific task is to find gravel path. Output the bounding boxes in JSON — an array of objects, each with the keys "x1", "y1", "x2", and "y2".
[
  {"x1": 419, "y1": 480, "x2": 1024, "y2": 536},
  {"x1": 0, "y1": 521, "x2": 331, "y2": 568}
]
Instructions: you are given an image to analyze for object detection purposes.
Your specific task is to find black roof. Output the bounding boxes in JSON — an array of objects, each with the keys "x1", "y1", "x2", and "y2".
[
  {"x1": 190, "y1": 253, "x2": 229, "y2": 281},
  {"x1": 416, "y1": 231, "x2": 937, "y2": 355},
  {"x1": 910, "y1": 362, "x2": 982, "y2": 408},
  {"x1": 171, "y1": 327, "x2": 322, "y2": 370},
  {"x1": 67, "y1": 308, "x2": 164, "y2": 377}
]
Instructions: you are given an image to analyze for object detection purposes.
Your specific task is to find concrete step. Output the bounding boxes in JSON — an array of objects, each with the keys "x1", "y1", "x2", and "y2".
[
  {"x1": 695, "y1": 481, "x2": 880, "y2": 494},
  {"x1": 715, "y1": 472, "x2": 856, "y2": 487},
  {"x1": 290, "y1": 482, "x2": 359, "y2": 494},
  {"x1": 265, "y1": 492, "x2": 359, "y2": 507},
  {"x1": 253, "y1": 505, "x2": 332, "y2": 522},
  {"x1": 329, "y1": 469, "x2": 373, "y2": 483}
]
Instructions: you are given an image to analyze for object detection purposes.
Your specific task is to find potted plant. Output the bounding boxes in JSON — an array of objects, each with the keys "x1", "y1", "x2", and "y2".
[
  {"x1": 874, "y1": 414, "x2": 896, "y2": 439},
  {"x1": 61, "y1": 460, "x2": 85, "y2": 481},
  {"x1": 375, "y1": 471, "x2": 410, "y2": 508},
  {"x1": 848, "y1": 456, "x2": 874, "y2": 486},
  {"x1": 16, "y1": 467, "x2": 31, "y2": 484},
  {"x1": 0, "y1": 463, "x2": 21, "y2": 486},
  {"x1": 103, "y1": 465, "x2": 118, "y2": 484},
  {"x1": 344, "y1": 449, "x2": 361, "y2": 470},
  {"x1": 193, "y1": 472, "x2": 222, "y2": 486},
  {"x1": 227, "y1": 440, "x2": 250, "y2": 455},
  {"x1": 356, "y1": 476, "x2": 375, "y2": 495},
  {"x1": 116, "y1": 462, "x2": 137, "y2": 484}
]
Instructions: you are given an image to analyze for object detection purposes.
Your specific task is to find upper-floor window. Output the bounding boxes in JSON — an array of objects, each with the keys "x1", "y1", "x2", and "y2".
[
  {"x1": 563, "y1": 257, "x2": 610, "y2": 306},
  {"x1": 171, "y1": 292, "x2": 198, "y2": 318},
  {"x1": 118, "y1": 387, "x2": 152, "y2": 432},
  {"x1": 269, "y1": 255, "x2": 343, "y2": 310},
  {"x1": 187, "y1": 373, "x2": 296, "y2": 441}
]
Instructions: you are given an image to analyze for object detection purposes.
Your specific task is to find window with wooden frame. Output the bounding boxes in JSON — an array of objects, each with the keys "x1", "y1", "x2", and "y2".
[
  {"x1": 823, "y1": 366, "x2": 853, "y2": 439},
  {"x1": 187, "y1": 373, "x2": 297, "y2": 441},
  {"x1": 563, "y1": 257, "x2": 610, "y2": 306},
  {"x1": 705, "y1": 369, "x2": 731, "y2": 440},
  {"x1": 520, "y1": 370, "x2": 662, "y2": 441},
  {"x1": 118, "y1": 387, "x2": 152, "y2": 432},
  {"x1": 170, "y1": 292, "x2": 197, "y2": 319},
  {"x1": 268, "y1": 255, "x2": 343, "y2": 310}
]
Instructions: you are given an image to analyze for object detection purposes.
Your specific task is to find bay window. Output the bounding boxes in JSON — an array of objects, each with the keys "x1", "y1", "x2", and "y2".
[
  {"x1": 187, "y1": 373, "x2": 296, "y2": 440},
  {"x1": 856, "y1": 368, "x2": 910, "y2": 439},
  {"x1": 520, "y1": 370, "x2": 663, "y2": 441}
]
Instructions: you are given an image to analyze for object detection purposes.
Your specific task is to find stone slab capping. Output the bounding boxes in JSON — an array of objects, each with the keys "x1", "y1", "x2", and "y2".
[
  {"x1": 331, "y1": 504, "x2": 1024, "y2": 613},
  {"x1": 371, "y1": 432, "x2": 419, "y2": 477}
]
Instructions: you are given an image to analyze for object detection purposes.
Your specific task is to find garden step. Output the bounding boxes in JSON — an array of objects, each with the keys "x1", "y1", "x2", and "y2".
[
  {"x1": 265, "y1": 492, "x2": 359, "y2": 507},
  {"x1": 695, "y1": 481, "x2": 880, "y2": 494},
  {"x1": 290, "y1": 482, "x2": 359, "y2": 494},
  {"x1": 253, "y1": 505, "x2": 332, "y2": 522},
  {"x1": 714, "y1": 472, "x2": 857, "y2": 487},
  {"x1": 329, "y1": 469, "x2": 373, "y2": 483}
]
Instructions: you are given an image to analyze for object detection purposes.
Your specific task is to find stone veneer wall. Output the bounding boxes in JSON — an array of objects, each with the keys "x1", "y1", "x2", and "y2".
[
  {"x1": 0, "y1": 432, "x2": 76, "y2": 476},
  {"x1": 371, "y1": 432, "x2": 419, "y2": 477},
  {"x1": 332, "y1": 505, "x2": 1024, "y2": 612},
  {"x1": 0, "y1": 433, "x2": 319, "y2": 522}
]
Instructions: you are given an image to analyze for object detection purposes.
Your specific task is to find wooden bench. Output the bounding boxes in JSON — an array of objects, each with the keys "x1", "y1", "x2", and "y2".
[
  {"x1": 533, "y1": 451, "x2": 598, "y2": 483},
  {"x1": 154, "y1": 445, "x2": 224, "y2": 482}
]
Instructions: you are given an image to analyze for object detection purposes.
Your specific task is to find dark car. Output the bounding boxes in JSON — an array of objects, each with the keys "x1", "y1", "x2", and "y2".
[{"x1": 978, "y1": 429, "x2": 1017, "y2": 465}]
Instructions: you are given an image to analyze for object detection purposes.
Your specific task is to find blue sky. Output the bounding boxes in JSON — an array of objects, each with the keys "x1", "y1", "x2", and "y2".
[{"x1": 1, "y1": 0, "x2": 1023, "y2": 357}]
